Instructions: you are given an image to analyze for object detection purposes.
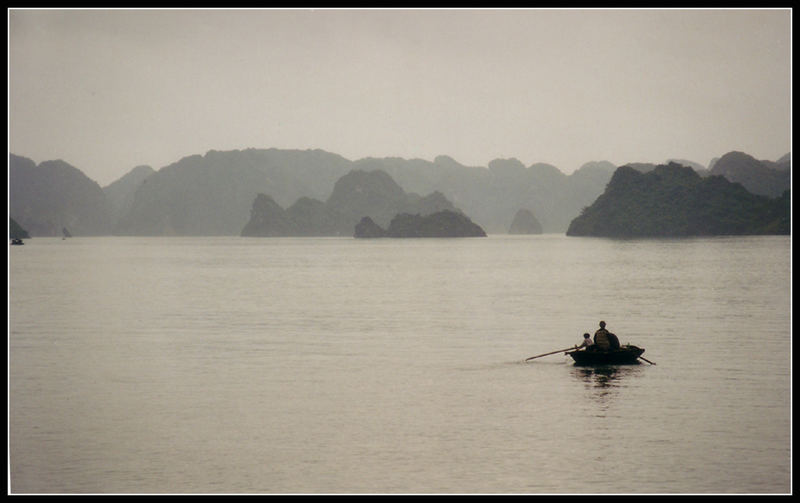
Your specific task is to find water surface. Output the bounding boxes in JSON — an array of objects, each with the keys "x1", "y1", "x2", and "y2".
[{"x1": 9, "y1": 235, "x2": 791, "y2": 494}]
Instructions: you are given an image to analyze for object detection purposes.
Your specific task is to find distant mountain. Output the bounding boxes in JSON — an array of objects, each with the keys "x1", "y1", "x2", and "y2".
[
  {"x1": 667, "y1": 158, "x2": 706, "y2": 172},
  {"x1": 103, "y1": 164, "x2": 154, "y2": 224},
  {"x1": 353, "y1": 217, "x2": 388, "y2": 238},
  {"x1": 240, "y1": 193, "x2": 302, "y2": 237},
  {"x1": 625, "y1": 162, "x2": 658, "y2": 173},
  {"x1": 115, "y1": 148, "x2": 353, "y2": 235},
  {"x1": 12, "y1": 148, "x2": 614, "y2": 236},
  {"x1": 566, "y1": 163, "x2": 789, "y2": 237},
  {"x1": 508, "y1": 209, "x2": 543, "y2": 234},
  {"x1": 242, "y1": 169, "x2": 461, "y2": 237},
  {"x1": 10, "y1": 218, "x2": 30, "y2": 240},
  {"x1": 325, "y1": 169, "x2": 412, "y2": 229},
  {"x1": 709, "y1": 151, "x2": 790, "y2": 198},
  {"x1": 9, "y1": 154, "x2": 113, "y2": 236},
  {"x1": 11, "y1": 147, "x2": 790, "y2": 237},
  {"x1": 355, "y1": 210, "x2": 487, "y2": 238},
  {"x1": 359, "y1": 156, "x2": 617, "y2": 233}
]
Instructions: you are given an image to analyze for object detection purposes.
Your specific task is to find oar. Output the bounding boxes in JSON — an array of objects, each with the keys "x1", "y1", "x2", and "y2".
[
  {"x1": 639, "y1": 356, "x2": 656, "y2": 365},
  {"x1": 525, "y1": 346, "x2": 577, "y2": 362}
]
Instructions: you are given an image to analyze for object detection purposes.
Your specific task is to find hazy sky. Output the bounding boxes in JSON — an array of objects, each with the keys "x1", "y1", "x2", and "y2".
[{"x1": 9, "y1": 8, "x2": 792, "y2": 186}]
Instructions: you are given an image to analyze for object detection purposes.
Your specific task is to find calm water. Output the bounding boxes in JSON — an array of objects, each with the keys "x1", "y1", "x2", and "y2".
[{"x1": 8, "y1": 235, "x2": 791, "y2": 494}]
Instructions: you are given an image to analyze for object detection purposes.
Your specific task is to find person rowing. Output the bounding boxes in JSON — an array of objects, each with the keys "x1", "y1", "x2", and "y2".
[{"x1": 576, "y1": 332, "x2": 594, "y2": 351}]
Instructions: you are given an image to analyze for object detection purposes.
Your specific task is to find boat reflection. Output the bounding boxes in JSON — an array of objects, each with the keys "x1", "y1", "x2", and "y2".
[
  {"x1": 571, "y1": 364, "x2": 645, "y2": 406},
  {"x1": 571, "y1": 364, "x2": 644, "y2": 389}
]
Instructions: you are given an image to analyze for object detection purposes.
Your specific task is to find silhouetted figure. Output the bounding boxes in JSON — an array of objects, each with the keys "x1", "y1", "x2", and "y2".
[
  {"x1": 594, "y1": 321, "x2": 611, "y2": 350},
  {"x1": 607, "y1": 331, "x2": 621, "y2": 350},
  {"x1": 577, "y1": 332, "x2": 595, "y2": 350}
]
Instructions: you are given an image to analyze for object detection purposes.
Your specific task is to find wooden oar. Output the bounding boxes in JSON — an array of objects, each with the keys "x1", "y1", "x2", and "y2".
[
  {"x1": 525, "y1": 346, "x2": 577, "y2": 362},
  {"x1": 639, "y1": 356, "x2": 656, "y2": 365}
]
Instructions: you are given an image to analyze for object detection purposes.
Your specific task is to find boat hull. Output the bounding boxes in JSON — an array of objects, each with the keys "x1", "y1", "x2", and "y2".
[{"x1": 567, "y1": 345, "x2": 645, "y2": 365}]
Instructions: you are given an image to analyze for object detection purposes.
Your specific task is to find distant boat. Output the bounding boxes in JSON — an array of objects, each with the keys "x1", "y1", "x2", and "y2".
[
  {"x1": 566, "y1": 345, "x2": 645, "y2": 365},
  {"x1": 526, "y1": 341, "x2": 653, "y2": 366},
  {"x1": 11, "y1": 238, "x2": 24, "y2": 245}
]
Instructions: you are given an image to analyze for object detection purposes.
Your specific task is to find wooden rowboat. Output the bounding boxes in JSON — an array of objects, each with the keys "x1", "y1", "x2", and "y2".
[{"x1": 566, "y1": 345, "x2": 645, "y2": 365}]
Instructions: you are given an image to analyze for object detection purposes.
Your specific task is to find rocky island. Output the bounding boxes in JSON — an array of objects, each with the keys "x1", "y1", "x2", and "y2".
[
  {"x1": 566, "y1": 162, "x2": 790, "y2": 237},
  {"x1": 241, "y1": 169, "x2": 464, "y2": 237},
  {"x1": 10, "y1": 147, "x2": 791, "y2": 238},
  {"x1": 354, "y1": 210, "x2": 487, "y2": 238},
  {"x1": 508, "y1": 208, "x2": 543, "y2": 234},
  {"x1": 10, "y1": 218, "x2": 30, "y2": 240}
]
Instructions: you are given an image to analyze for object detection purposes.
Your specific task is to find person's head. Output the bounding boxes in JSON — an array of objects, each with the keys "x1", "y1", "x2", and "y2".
[
  {"x1": 599, "y1": 321, "x2": 606, "y2": 328},
  {"x1": 583, "y1": 333, "x2": 591, "y2": 339}
]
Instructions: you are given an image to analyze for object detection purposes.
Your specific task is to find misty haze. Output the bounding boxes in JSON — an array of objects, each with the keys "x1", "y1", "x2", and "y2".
[{"x1": 8, "y1": 8, "x2": 791, "y2": 495}]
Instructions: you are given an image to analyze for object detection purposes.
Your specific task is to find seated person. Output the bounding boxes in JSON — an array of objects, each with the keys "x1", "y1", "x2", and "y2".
[
  {"x1": 594, "y1": 321, "x2": 611, "y2": 350},
  {"x1": 577, "y1": 333, "x2": 595, "y2": 351}
]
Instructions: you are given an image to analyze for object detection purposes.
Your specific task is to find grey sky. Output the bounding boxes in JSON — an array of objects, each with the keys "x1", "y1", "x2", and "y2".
[{"x1": 9, "y1": 8, "x2": 792, "y2": 186}]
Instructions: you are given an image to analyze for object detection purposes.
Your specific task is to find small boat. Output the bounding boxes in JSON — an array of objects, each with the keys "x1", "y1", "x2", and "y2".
[{"x1": 566, "y1": 345, "x2": 645, "y2": 365}]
